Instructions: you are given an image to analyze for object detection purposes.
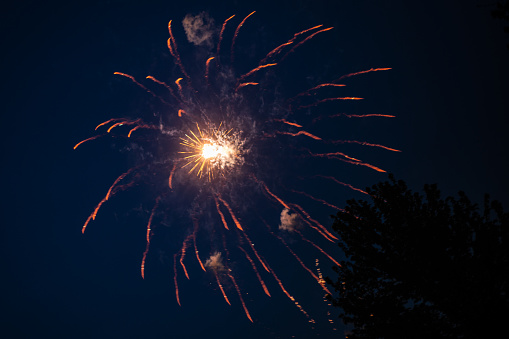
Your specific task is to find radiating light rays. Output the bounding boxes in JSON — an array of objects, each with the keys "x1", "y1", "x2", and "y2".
[
  {"x1": 75, "y1": 10, "x2": 395, "y2": 328},
  {"x1": 178, "y1": 123, "x2": 243, "y2": 180}
]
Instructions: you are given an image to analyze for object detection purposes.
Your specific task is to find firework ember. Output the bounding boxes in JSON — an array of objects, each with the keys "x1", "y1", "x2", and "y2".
[{"x1": 75, "y1": 11, "x2": 395, "y2": 327}]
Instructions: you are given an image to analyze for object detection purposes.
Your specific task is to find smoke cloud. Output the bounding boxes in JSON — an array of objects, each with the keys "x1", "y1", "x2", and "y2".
[
  {"x1": 279, "y1": 208, "x2": 300, "y2": 232},
  {"x1": 182, "y1": 12, "x2": 215, "y2": 47},
  {"x1": 205, "y1": 251, "x2": 225, "y2": 272}
]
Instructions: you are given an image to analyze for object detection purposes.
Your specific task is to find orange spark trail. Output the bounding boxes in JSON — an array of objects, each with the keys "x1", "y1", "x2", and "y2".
[
  {"x1": 175, "y1": 77, "x2": 183, "y2": 94},
  {"x1": 238, "y1": 63, "x2": 277, "y2": 83},
  {"x1": 180, "y1": 235, "x2": 192, "y2": 279},
  {"x1": 289, "y1": 189, "x2": 343, "y2": 211},
  {"x1": 289, "y1": 83, "x2": 346, "y2": 102},
  {"x1": 228, "y1": 273, "x2": 253, "y2": 323},
  {"x1": 330, "y1": 139, "x2": 401, "y2": 152},
  {"x1": 73, "y1": 135, "x2": 101, "y2": 150},
  {"x1": 335, "y1": 67, "x2": 392, "y2": 81},
  {"x1": 127, "y1": 124, "x2": 158, "y2": 138},
  {"x1": 296, "y1": 230, "x2": 341, "y2": 267},
  {"x1": 238, "y1": 246, "x2": 271, "y2": 297},
  {"x1": 146, "y1": 75, "x2": 181, "y2": 103},
  {"x1": 216, "y1": 194, "x2": 244, "y2": 231},
  {"x1": 192, "y1": 218, "x2": 206, "y2": 271},
  {"x1": 264, "y1": 260, "x2": 314, "y2": 323},
  {"x1": 95, "y1": 118, "x2": 125, "y2": 131},
  {"x1": 106, "y1": 119, "x2": 141, "y2": 133},
  {"x1": 315, "y1": 175, "x2": 368, "y2": 195},
  {"x1": 297, "y1": 96, "x2": 363, "y2": 110},
  {"x1": 307, "y1": 150, "x2": 386, "y2": 172},
  {"x1": 81, "y1": 168, "x2": 137, "y2": 233},
  {"x1": 168, "y1": 164, "x2": 177, "y2": 189},
  {"x1": 236, "y1": 82, "x2": 259, "y2": 91},
  {"x1": 231, "y1": 11, "x2": 256, "y2": 63},
  {"x1": 337, "y1": 113, "x2": 396, "y2": 118},
  {"x1": 214, "y1": 271, "x2": 231, "y2": 305},
  {"x1": 252, "y1": 176, "x2": 290, "y2": 209},
  {"x1": 114, "y1": 72, "x2": 155, "y2": 95},
  {"x1": 205, "y1": 57, "x2": 215, "y2": 84},
  {"x1": 213, "y1": 195, "x2": 230, "y2": 230},
  {"x1": 282, "y1": 27, "x2": 333, "y2": 61},
  {"x1": 173, "y1": 253, "x2": 181, "y2": 306},
  {"x1": 312, "y1": 113, "x2": 396, "y2": 124},
  {"x1": 167, "y1": 21, "x2": 192, "y2": 87},
  {"x1": 141, "y1": 196, "x2": 162, "y2": 279},
  {"x1": 276, "y1": 130, "x2": 322, "y2": 140},
  {"x1": 290, "y1": 203, "x2": 338, "y2": 242},
  {"x1": 272, "y1": 119, "x2": 303, "y2": 128},
  {"x1": 217, "y1": 14, "x2": 236, "y2": 59},
  {"x1": 270, "y1": 230, "x2": 331, "y2": 295},
  {"x1": 242, "y1": 232, "x2": 270, "y2": 273},
  {"x1": 260, "y1": 24, "x2": 323, "y2": 64},
  {"x1": 177, "y1": 109, "x2": 186, "y2": 117}
]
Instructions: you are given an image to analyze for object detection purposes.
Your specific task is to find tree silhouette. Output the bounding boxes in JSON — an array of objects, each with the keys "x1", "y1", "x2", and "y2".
[{"x1": 326, "y1": 175, "x2": 509, "y2": 338}]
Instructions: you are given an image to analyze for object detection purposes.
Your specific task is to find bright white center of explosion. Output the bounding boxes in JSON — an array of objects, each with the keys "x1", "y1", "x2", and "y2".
[{"x1": 201, "y1": 141, "x2": 237, "y2": 169}]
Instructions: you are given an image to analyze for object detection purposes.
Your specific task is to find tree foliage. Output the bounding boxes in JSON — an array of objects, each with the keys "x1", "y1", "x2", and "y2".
[{"x1": 326, "y1": 175, "x2": 509, "y2": 338}]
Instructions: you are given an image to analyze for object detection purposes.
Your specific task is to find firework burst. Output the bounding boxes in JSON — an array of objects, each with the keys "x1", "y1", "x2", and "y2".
[{"x1": 75, "y1": 11, "x2": 396, "y2": 326}]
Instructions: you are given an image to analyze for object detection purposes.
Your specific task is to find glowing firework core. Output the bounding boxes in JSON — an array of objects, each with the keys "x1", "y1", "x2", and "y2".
[
  {"x1": 180, "y1": 123, "x2": 244, "y2": 179},
  {"x1": 202, "y1": 143, "x2": 229, "y2": 159}
]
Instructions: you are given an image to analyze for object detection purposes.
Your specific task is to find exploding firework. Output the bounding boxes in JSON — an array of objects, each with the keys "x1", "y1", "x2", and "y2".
[{"x1": 75, "y1": 11, "x2": 397, "y2": 326}]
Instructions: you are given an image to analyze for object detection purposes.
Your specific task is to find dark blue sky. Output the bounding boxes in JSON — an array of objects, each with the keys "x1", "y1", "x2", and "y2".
[{"x1": 2, "y1": 0, "x2": 508, "y2": 338}]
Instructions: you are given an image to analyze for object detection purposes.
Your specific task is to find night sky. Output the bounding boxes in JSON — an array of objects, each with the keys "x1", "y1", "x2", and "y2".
[{"x1": 2, "y1": 0, "x2": 508, "y2": 338}]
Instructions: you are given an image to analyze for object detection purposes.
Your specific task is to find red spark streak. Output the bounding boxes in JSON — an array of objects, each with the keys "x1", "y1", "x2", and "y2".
[
  {"x1": 330, "y1": 139, "x2": 401, "y2": 152},
  {"x1": 289, "y1": 189, "x2": 343, "y2": 211},
  {"x1": 81, "y1": 168, "x2": 137, "y2": 233},
  {"x1": 228, "y1": 273, "x2": 253, "y2": 322},
  {"x1": 213, "y1": 195, "x2": 230, "y2": 230},
  {"x1": 238, "y1": 246, "x2": 271, "y2": 297},
  {"x1": 173, "y1": 253, "x2": 181, "y2": 306},
  {"x1": 168, "y1": 164, "x2": 177, "y2": 189},
  {"x1": 167, "y1": 20, "x2": 192, "y2": 86},
  {"x1": 260, "y1": 24, "x2": 323, "y2": 64},
  {"x1": 315, "y1": 175, "x2": 368, "y2": 195},
  {"x1": 272, "y1": 119, "x2": 303, "y2": 128},
  {"x1": 205, "y1": 57, "x2": 215, "y2": 84},
  {"x1": 238, "y1": 63, "x2": 277, "y2": 83},
  {"x1": 217, "y1": 14, "x2": 236, "y2": 58},
  {"x1": 289, "y1": 203, "x2": 338, "y2": 242},
  {"x1": 127, "y1": 124, "x2": 158, "y2": 138},
  {"x1": 253, "y1": 176, "x2": 290, "y2": 209},
  {"x1": 215, "y1": 271, "x2": 231, "y2": 305},
  {"x1": 296, "y1": 230, "x2": 341, "y2": 267},
  {"x1": 180, "y1": 235, "x2": 192, "y2": 279},
  {"x1": 95, "y1": 118, "x2": 125, "y2": 131},
  {"x1": 242, "y1": 232, "x2": 270, "y2": 273},
  {"x1": 335, "y1": 67, "x2": 391, "y2": 81},
  {"x1": 146, "y1": 75, "x2": 181, "y2": 103},
  {"x1": 276, "y1": 130, "x2": 322, "y2": 140},
  {"x1": 231, "y1": 11, "x2": 256, "y2": 63},
  {"x1": 192, "y1": 218, "x2": 206, "y2": 271},
  {"x1": 216, "y1": 194, "x2": 244, "y2": 231},
  {"x1": 282, "y1": 27, "x2": 334, "y2": 61},
  {"x1": 297, "y1": 96, "x2": 363, "y2": 110},
  {"x1": 289, "y1": 83, "x2": 346, "y2": 102},
  {"x1": 141, "y1": 196, "x2": 162, "y2": 279},
  {"x1": 73, "y1": 135, "x2": 101, "y2": 149},
  {"x1": 271, "y1": 231, "x2": 331, "y2": 295},
  {"x1": 307, "y1": 150, "x2": 386, "y2": 173},
  {"x1": 236, "y1": 82, "x2": 259, "y2": 91}
]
